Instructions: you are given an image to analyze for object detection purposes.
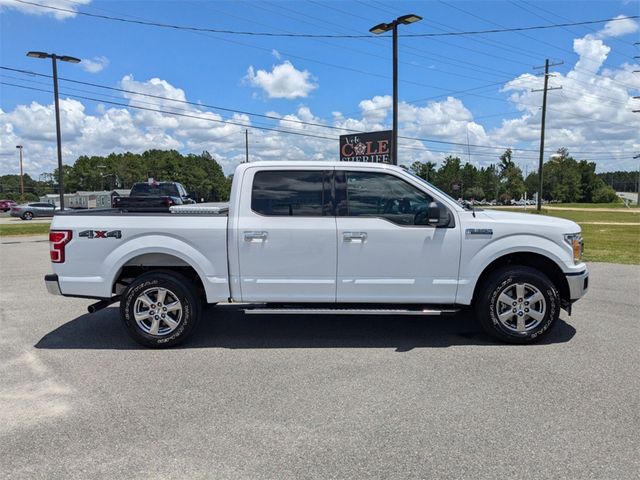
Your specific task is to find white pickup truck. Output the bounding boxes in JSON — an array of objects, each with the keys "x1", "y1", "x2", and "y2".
[{"x1": 45, "y1": 161, "x2": 588, "y2": 347}]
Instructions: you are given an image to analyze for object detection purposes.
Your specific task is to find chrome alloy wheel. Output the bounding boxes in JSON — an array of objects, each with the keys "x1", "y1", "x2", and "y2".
[
  {"x1": 495, "y1": 282, "x2": 546, "y2": 333},
  {"x1": 133, "y1": 287, "x2": 183, "y2": 336}
]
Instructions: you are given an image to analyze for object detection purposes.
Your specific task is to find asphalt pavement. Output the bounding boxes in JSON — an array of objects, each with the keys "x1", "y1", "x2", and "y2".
[{"x1": 1, "y1": 238, "x2": 638, "y2": 479}]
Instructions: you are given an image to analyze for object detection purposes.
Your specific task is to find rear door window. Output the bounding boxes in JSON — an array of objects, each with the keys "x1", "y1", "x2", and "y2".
[{"x1": 251, "y1": 170, "x2": 332, "y2": 216}]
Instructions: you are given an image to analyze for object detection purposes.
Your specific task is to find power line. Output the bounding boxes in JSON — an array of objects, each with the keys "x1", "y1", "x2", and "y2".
[
  {"x1": 511, "y1": 0, "x2": 637, "y2": 57},
  {"x1": 9, "y1": 0, "x2": 638, "y2": 38},
  {"x1": 0, "y1": 80, "x2": 339, "y2": 141},
  {"x1": 2, "y1": 77, "x2": 634, "y2": 159}
]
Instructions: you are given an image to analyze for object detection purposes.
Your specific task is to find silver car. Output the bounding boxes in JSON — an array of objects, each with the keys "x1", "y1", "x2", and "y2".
[{"x1": 10, "y1": 202, "x2": 56, "y2": 220}]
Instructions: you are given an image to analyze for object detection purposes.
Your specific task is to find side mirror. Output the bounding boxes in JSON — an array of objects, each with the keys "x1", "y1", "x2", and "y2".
[{"x1": 427, "y1": 201, "x2": 441, "y2": 224}]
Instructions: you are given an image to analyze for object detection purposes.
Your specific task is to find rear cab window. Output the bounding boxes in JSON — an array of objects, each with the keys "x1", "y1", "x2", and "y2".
[
  {"x1": 251, "y1": 170, "x2": 332, "y2": 216},
  {"x1": 130, "y1": 183, "x2": 179, "y2": 197}
]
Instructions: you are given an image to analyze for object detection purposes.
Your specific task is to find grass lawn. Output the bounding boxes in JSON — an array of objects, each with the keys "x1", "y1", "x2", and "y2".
[
  {"x1": 548, "y1": 202, "x2": 635, "y2": 209},
  {"x1": 551, "y1": 202, "x2": 638, "y2": 209},
  {"x1": 491, "y1": 208, "x2": 640, "y2": 264},
  {"x1": 0, "y1": 223, "x2": 51, "y2": 237},
  {"x1": 537, "y1": 209, "x2": 640, "y2": 224},
  {"x1": 580, "y1": 224, "x2": 640, "y2": 265}
]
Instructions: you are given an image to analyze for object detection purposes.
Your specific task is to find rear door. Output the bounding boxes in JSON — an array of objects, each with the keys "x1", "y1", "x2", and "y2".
[
  {"x1": 335, "y1": 169, "x2": 462, "y2": 304},
  {"x1": 236, "y1": 168, "x2": 337, "y2": 302}
]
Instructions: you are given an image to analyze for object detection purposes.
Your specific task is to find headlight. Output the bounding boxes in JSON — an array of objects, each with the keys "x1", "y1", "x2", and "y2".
[{"x1": 564, "y1": 233, "x2": 583, "y2": 263}]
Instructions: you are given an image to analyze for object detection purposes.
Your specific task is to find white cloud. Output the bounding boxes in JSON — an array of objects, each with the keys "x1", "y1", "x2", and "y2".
[
  {"x1": 359, "y1": 95, "x2": 392, "y2": 122},
  {"x1": 271, "y1": 49, "x2": 282, "y2": 60},
  {"x1": 245, "y1": 61, "x2": 318, "y2": 99},
  {"x1": 0, "y1": 0, "x2": 91, "y2": 20},
  {"x1": 80, "y1": 56, "x2": 109, "y2": 74},
  {"x1": 492, "y1": 29, "x2": 640, "y2": 171},
  {"x1": 1, "y1": 26, "x2": 639, "y2": 179},
  {"x1": 597, "y1": 15, "x2": 639, "y2": 38}
]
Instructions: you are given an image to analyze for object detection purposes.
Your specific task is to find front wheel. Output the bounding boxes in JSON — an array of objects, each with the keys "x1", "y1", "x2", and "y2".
[
  {"x1": 121, "y1": 271, "x2": 201, "y2": 348},
  {"x1": 22, "y1": 212, "x2": 33, "y2": 220},
  {"x1": 475, "y1": 266, "x2": 560, "y2": 344}
]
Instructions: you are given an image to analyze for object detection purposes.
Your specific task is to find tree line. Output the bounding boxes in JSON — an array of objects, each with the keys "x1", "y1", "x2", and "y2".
[
  {"x1": 0, "y1": 147, "x2": 632, "y2": 204},
  {"x1": 405, "y1": 147, "x2": 621, "y2": 204},
  {"x1": 0, "y1": 150, "x2": 231, "y2": 203}
]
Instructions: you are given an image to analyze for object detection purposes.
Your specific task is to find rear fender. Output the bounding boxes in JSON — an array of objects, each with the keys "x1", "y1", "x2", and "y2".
[{"x1": 106, "y1": 235, "x2": 229, "y2": 303}]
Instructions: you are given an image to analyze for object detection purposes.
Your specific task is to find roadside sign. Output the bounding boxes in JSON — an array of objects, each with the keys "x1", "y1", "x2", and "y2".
[{"x1": 339, "y1": 130, "x2": 392, "y2": 163}]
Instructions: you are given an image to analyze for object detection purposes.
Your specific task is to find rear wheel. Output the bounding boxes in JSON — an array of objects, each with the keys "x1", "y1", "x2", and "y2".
[
  {"x1": 22, "y1": 212, "x2": 33, "y2": 220},
  {"x1": 475, "y1": 266, "x2": 560, "y2": 344},
  {"x1": 121, "y1": 271, "x2": 201, "y2": 348}
]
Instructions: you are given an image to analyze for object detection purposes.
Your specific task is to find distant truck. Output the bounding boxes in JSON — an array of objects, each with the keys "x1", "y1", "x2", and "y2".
[
  {"x1": 112, "y1": 181, "x2": 195, "y2": 211},
  {"x1": 45, "y1": 161, "x2": 588, "y2": 348}
]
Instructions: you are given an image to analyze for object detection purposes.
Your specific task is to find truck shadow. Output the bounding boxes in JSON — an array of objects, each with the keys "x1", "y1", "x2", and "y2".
[{"x1": 35, "y1": 305, "x2": 576, "y2": 351}]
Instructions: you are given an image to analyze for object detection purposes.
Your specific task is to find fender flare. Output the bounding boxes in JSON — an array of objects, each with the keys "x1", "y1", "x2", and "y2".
[
  {"x1": 457, "y1": 234, "x2": 571, "y2": 304},
  {"x1": 104, "y1": 235, "x2": 221, "y2": 298}
]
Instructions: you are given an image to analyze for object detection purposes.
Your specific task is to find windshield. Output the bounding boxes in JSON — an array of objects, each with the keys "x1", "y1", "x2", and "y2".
[
  {"x1": 404, "y1": 171, "x2": 464, "y2": 209},
  {"x1": 130, "y1": 183, "x2": 179, "y2": 197}
]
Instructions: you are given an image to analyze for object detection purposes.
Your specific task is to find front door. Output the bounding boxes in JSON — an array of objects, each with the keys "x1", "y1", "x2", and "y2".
[
  {"x1": 237, "y1": 168, "x2": 337, "y2": 303},
  {"x1": 335, "y1": 170, "x2": 461, "y2": 304}
]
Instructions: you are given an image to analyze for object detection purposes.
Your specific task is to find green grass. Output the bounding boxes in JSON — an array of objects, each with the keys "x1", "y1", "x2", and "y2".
[
  {"x1": 551, "y1": 202, "x2": 638, "y2": 209},
  {"x1": 492, "y1": 208, "x2": 640, "y2": 264},
  {"x1": 538, "y1": 209, "x2": 640, "y2": 224},
  {"x1": 580, "y1": 224, "x2": 640, "y2": 265},
  {"x1": 0, "y1": 223, "x2": 51, "y2": 237}
]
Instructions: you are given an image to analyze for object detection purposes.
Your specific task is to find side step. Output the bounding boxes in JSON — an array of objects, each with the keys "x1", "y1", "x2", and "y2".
[{"x1": 243, "y1": 307, "x2": 460, "y2": 316}]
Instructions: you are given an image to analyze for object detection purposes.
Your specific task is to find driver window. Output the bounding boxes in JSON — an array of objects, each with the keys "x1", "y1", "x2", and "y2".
[{"x1": 341, "y1": 171, "x2": 433, "y2": 226}]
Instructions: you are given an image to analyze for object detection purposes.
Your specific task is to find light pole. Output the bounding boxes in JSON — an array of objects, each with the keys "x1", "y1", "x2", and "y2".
[
  {"x1": 27, "y1": 51, "x2": 81, "y2": 210},
  {"x1": 15, "y1": 145, "x2": 24, "y2": 199},
  {"x1": 370, "y1": 14, "x2": 422, "y2": 166}
]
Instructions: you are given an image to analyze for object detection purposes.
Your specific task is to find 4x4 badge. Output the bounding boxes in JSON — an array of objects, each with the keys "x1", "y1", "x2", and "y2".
[{"x1": 79, "y1": 230, "x2": 122, "y2": 239}]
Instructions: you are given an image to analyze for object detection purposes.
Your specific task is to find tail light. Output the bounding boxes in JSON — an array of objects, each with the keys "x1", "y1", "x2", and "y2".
[{"x1": 50, "y1": 230, "x2": 72, "y2": 263}]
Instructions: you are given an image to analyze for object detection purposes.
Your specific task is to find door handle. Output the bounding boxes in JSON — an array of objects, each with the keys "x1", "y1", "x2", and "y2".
[
  {"x1": 244, "y1": 231, "x2": 268, "y2": 242},
  {"x1": 343, "y1": 232, "x2": 367, "y2": 242}
]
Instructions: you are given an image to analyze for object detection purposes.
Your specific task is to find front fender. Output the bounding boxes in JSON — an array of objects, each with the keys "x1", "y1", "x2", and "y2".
[{"x1": 456, "y1": 233, "x2": 570, "y2": 304}]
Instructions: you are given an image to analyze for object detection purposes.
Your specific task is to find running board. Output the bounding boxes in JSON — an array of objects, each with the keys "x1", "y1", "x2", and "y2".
[{"x1": 243, "y1": 307, "x2": 460, "y2": 316}]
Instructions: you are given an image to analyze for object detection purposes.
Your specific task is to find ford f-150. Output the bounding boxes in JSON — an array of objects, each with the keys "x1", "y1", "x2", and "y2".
[{"x1": 45, "y1": 161, "x2": 588, "y2": 347}]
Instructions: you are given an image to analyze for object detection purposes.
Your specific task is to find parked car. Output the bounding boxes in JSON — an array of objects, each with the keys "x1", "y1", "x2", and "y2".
[
  {"x1": 10, "y1": 202, "x2": 56, "y2": 220},
  {"x1": 45, "y1": 161, "x2": 588, "y2": 348},
  {"x1": 0, "y1": 199, "x2": 17, "y2": 212}
]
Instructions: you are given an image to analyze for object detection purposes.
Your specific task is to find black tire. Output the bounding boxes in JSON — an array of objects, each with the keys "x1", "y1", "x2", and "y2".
[
  {"x1": 22, "y1": 212, "x2": 33, "y2": 220},
  {"x1": 475, "y1": 266, "x2": 560, "y2": 344},
  {"x1": 120, "y1": 271, "x2": 201, "y2": 348}
]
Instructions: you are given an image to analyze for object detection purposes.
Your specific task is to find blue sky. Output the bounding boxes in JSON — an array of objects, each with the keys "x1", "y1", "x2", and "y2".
[{"x1": 0, "y1": 0, "x2": 638, "y2": 176}]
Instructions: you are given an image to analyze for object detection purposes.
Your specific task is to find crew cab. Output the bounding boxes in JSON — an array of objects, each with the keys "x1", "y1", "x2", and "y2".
[{"x1": 45, "y1": 161, "x2": 588, "y2": 347}]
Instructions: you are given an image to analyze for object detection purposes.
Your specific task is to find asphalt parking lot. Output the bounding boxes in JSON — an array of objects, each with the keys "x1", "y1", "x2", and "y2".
[{"x1": 1, "y1": 237, "x2": 638, "y2": 479}]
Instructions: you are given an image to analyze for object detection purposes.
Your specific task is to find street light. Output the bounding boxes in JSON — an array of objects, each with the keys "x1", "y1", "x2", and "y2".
[
  {"x1": 27, "y1": 51, "x2": 81, "y2": 210},
  {"x1": 15, "y1": 145, "x2": 24, "y2": 198},
  {"x1": 370, "y1": 14, "x2": 422, "y2": 165}
]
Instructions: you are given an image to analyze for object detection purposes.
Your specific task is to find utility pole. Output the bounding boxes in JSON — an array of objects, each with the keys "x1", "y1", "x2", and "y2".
[
  {"x1": 15, "y1": 145, "x2": 24, "y2": 198},
  {"x1": 245, "y1": 129, "x2": 249, "y2": 163},
  {"x1": 634, "y1": 154, "x2": 640, "y2": 207},
  {"x1": 532, "y1": 59, "x2": 563, "y2": 211},
  {"x1": 633, "y1": 43, "x2": 639, "y2": 204}
]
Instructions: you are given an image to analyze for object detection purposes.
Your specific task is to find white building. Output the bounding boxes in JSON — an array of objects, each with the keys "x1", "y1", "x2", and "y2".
[{"x1": 40, "y1": 190, "x2": 130, "y2": 209}]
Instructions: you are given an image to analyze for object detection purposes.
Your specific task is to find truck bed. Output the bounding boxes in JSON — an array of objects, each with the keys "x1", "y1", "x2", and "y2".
[{"x1": 49, "y1": 209, "x2": 230, "y2": 301}]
